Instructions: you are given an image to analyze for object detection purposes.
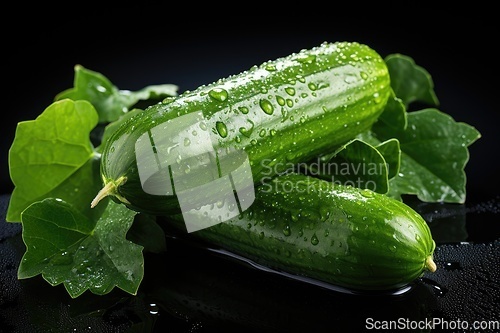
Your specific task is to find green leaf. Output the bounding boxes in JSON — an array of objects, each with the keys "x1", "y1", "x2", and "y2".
[
  {"x1": 309, "y1": 139, "x2": 391, "y2": 194},
  {"x1": 124, "y1": 85, "x2": 178, "y2": 106},
  {"x1": 376, "y1": 92, "x2": 408, "y2": 132},
  {"x1": 55, "y1": 65, "x2": 178, "y2": 123},
  {"x1": 19, "y1": 198, "x2": 142, "y2": 298},
  {"x1": 374, "y1": 108, "x2": 481, "y2": 203},
  {"x1": 7, "y1": 99, "x2": 98, "y2": 222},
  {"x1": 374, "y1": 139, "x2": 401, "y2": 179},
  {"x1": 355, "y1": 132, "x2": 401, "y2": 180},
  {"x1": 385, "y1": 54, "x2": 439, "y2": 108}
]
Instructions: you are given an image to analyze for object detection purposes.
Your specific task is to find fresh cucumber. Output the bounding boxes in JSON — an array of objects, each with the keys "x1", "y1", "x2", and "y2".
[
  {"x1": 92, "y1": 41, "x2": 391, "y2": 215},
  {"x1": 166, "y1": 173, "x2": 437, "y2": 291}
]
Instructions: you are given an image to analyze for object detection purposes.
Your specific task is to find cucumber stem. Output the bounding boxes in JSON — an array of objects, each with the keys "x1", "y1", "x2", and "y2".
[
  {"x1": 425, "y1": 255, "x2": 437, "y2": 272},
  {"x1": 90, "y1": 176, "x2": 129, "y2": 208}
]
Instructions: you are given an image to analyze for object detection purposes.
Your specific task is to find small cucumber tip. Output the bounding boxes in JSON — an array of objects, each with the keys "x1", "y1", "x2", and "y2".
[{"x1": 425, "y1": 255, "x2": 437, "y2": 273}]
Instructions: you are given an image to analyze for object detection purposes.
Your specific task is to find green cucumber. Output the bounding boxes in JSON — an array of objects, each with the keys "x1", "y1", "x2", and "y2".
[
  {"x1": 92, "y1": 41, "x2": 391, "y2": 215},
  {"x1": 167, "y1": 173, "x2": 437, "y2": 291}
]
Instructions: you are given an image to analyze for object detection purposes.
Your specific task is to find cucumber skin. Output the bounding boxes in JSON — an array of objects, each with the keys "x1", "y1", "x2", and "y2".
[
  {"x1": 100, "y1": 41, "x2": 391, "y2": 215},
  {"x1": 169, "y1": 174, "x2": 436, "y2": 291}
]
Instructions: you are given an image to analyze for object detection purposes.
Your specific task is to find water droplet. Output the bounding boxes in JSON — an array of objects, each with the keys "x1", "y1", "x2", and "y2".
[
  {"x1": 208, "y1": 88, "x2": 228, "y2": 102},
  {"x1": 421, "y1": 277, "x2": 448, "y2": 297},
  {"x1": 286, "y1": 99, "x2": 294, "y2": 108},
  {"x1": 344, "y1": 74, "x2": 358, "y2": 84},
  {"x1": 162, "y1": 96, "x2": 176, "y2": 104},
  {"x1": 238, "y1": 106, "x2": 249, "y2": 114},
  {"x1": 285, "y1": 87, "x2": 296, "y2": 96},
  {"x1": 215, "y1": 121, "x2": 228, "y2": 138},
  {"x1": 296, "y1": 54, "x2": 316, "y2": 63},
  {"x1": 276, "y1": 95, "x2": 286, "y2": 106},
  {"x1": 307, "y1": 82, "x2": 317, "y2": 91},
  {"x1": 265, "y1": 64, "x2": 277, "y2": 71},
  {"x1": 283, "y1": 225, "x2": 291, "y2": 236},
  {"x1": 149, "y1": 303, "x2": 159, "y2": 315},
  {"x1": 360, "y1": 189, "x2": 374, "y2": 198},
  {"x1": 311, "y1": 234, "x2": 319, "y2": 245},
  {"x1": 183, "y1": 137, "x2": 191, "y2": 146},
  {"x1": 360, "y1": 71, "x2": 368, "y2": 80},
  {"x1": 239, "y1": 120, "x2": 254, "y2": 137},
  {"x1": 259, "y1": 129, "x2": 266, "y2": 137},
  {"x1": 259, "y1": 99, "x2": 274, "y2": 115},
  {"x1": 444, "y1": 261, "x2": 462, "y2": 270}
]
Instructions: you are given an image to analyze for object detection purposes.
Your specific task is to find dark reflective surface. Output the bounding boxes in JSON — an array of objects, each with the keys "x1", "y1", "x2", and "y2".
[{"x1": 1, "y1": 194, "x2": 499, "y2": 332}]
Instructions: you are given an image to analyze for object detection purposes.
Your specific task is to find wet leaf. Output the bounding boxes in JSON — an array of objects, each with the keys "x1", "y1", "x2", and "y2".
[{"x1": 18, "y1": 198, "x2": 142, "y2": 298}]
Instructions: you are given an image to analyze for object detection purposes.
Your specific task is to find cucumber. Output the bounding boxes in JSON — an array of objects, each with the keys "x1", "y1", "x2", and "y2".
[
  {"x1": 92, "y1": 41, "x2": 391, "y2": 215},
  {"x1": 166, "y1": 173, "x2": 437, "y2": 291}
]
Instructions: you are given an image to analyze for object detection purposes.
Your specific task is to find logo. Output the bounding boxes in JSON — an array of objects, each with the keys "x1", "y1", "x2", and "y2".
[{"x1": 135, "y1": 111, "x2": 255, "y2": 232}]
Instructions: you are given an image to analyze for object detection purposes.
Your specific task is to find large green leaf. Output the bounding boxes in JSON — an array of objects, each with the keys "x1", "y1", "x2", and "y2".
[
  {"x1": 19, "y1": 198, "x2": 142, "y2": 298},
  {"x1": 385, "y1": 54, "x2": 439, "y2": 108},
  {"x1": 375, "y1": 108, "x2": 481, "y2": 203},
  {"x1": 7, "y1": 99, "x2": 98, "y2": 222},
  {"x1": 55, "y1": 65, "x2": 178, "y2": 123}
]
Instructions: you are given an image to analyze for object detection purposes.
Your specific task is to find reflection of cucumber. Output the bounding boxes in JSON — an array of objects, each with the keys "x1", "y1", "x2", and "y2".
[
  {"x1": 93, "y1": 41, "x2": 391, "y2": 215},
  {"x1": 144, "y1": 234, "x2": 438, "y2": 332},
  {"x1": 169, "y1": 174, "x2": 437, "y2": 291}
]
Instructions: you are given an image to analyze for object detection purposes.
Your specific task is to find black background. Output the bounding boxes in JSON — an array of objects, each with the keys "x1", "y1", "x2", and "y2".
[{"x1": 2, "y1": 7, "x2": 498, "y2": 205}]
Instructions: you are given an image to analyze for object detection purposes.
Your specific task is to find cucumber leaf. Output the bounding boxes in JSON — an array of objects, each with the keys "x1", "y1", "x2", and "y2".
[
  {"x1": 385, "y1": 54, "x2": 439, "y2": 108},
  {"x1": 374, "y1": 108, "x2": 481, "y2": 203},
  {"x1": 55, "y1": 65, "x2": 178, "y2": 123},
  {"x1": 309, "y1": 139, "x2": 397, "y2": 194},
  {"x1": 373, "y1": 139, "x2": 401, "y2": 179},
  {"x1": 376, "y1": 92, "x2": 408, "y2": 131},
  {"x1": 355, "y1": 133, "x2": 401, "y2": 180},
  {"x1": 18, "y1": 198, "x2": 142, "y2": 298},
  {"x1": 7, "y1": 99, "x2": 99, "y2": 222}
]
